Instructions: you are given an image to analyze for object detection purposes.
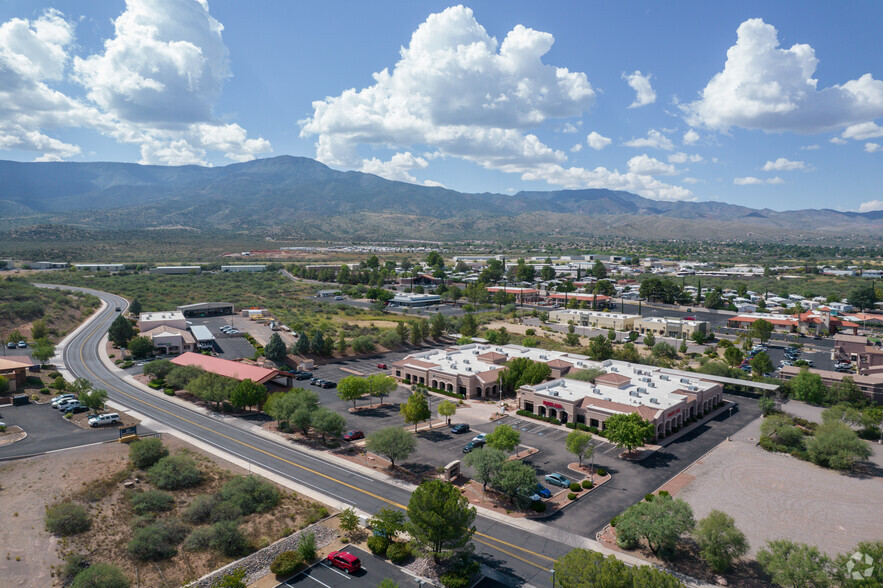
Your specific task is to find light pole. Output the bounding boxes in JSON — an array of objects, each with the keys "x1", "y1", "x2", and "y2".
[
  {"x1": 550, "y1": 568, "x2": 556, "y2": 587},
  {"x1": 590, "y1": 445, "x2": 595, "y2": 484},
  {"x1": 728, "y1": 406, "x2": 734, "y2": 441}
]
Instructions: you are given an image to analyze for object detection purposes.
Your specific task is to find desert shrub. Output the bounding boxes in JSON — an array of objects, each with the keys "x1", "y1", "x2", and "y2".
[
  {"x1": 45, "y1": 502, "x2": 91, "y2": 536},
  {"x1": 386, "y1": 542, "x2": 411, "y2": 564},
  {"x1": 48, "y1": 371, "x2": 62, "y2": 379},
  {"x1": 128, "y1": 438, "x2": 168, "y2": 469},
  {"x1": 582, "y1": 480, "x2": 594, "y2": 489},
  {"x1": 567, "y1": 492, "x2": 577, "y2": 500},
  {"x1": 183, "y1": 494, "x2": 217, "y2": 524},
  {"x1": 531, "y1": 502, "x2": 547, "y2": 513},
  {"x1": 40, "y1": 387, "x2": 51, "y2": 394},
  {"x1": 147, "y1": 454, "x2": 202, "y2": 490},
  {"x1": 644, "y1": 494, "x2": 655, "y2": 502},
  {"x1": 610, "y1": 516, "x2": 619, "y2": 528},
  {"x1": 132, "y1": 514, "x2": 155, "y2": 528},
  {"x1": 71, "y1": 563, "x2": 130, "y2": 588},
  {"x1": 130, "y1": 490, "x2": 175, "y2": 515},
  {"x1": 211, "y1": 521, "x2": 249, "y2": 557},
  {"x1": 304, "y1": 505, "x2": 329, "y2": 524},
  {"x1": 218, "y1": 475, "x2": 280, "y2": 515},
  {"x1": 439, "y1": 572, "x2": 470, "y2": 588},
  {"x1": 183, "y1": 526, "x2": 215, "y2": 552},
  {"x1": 297, "y1": 531, "x2": 317, "y2": 561},
  {"x1": 0, "y1": 424, "x2": 6, "y2": 432},
  {"x1": 61, "y1": 554, "x2": 89, "y2": 583},
  {"x1": 52, "y1": 376, "x2": 66, "y2": 390},
  {"x1": 127, "y1": 518, "x2": 188, "y2": 561},
  {"x1": 367, "y1": 534, "x2": 390, "y2": 556},
  {"x1": 270, "y1": 550, "x2": 303, "y2": 577},
  {"x1": 569, "y1": 482, "x2": 581, "y2": 492}
]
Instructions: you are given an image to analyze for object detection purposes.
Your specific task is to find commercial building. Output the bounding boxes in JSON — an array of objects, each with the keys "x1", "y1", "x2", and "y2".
[
  {"x1": 545, "y1": 293, "x2": 612, "y2": 308},
  {"x1": 388, "y1": 293, "x2": 441, "y2": 308},
  {"x1": 634, "y1": 317, "x2": 707, "y2": 338},
  {"x1": 486, "y1": 287, "x2": 541, "y2": 304},
  {"x1": 726, "y1": 311, "x2": 858, "y2": 336},
  {"x1": 780, "y1": 366, "x2": 883, "y2": 405},
  {"x1": 141, "y1": 325, "x2": 196, "y2": 355},
  {"x1": 74, "y1": 264, "x2": 125, "y2": 272},
  {"x1": 29, "y1": 261, "x2": 68, "y2": 270},
  {"x1": 171, "y1": 352, "x2": 282, "y2": 386},
  {"x1": 139, "y1": 311, "x2": 186, "y2": 332},
  {"x1": 221, "y1": 265, "x2": 266, "y2": 272},
  {"x1": 150, "y1": 266, "x2": 201, "y2": 275},
  {"x1": 833, "y1": 334, "x2": 883, "y2": 376},
  {"x1": 549, "y1": 309, "x2": 637, "y2": 331},
  {"x1": 177, "y1": 302, "x2": 234, "y2": 317},
  {"x1": 317, "y1": 289, "x2": 342, "y2": 298},
  {"x1": 0, "y1": 357, "x2": 33, "y2": 392},
  {"x1": 189, "y1": 325, "x2": 215, "y2": 350}
]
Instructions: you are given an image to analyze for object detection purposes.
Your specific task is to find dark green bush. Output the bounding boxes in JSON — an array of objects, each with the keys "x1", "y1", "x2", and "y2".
[
  {"x1": 530, "y1": 501, "x2": 547, "y2": 513},
  {"x1": 127, "y1": 518, "x2": 188, "y2": 561},
  {"x1": 183, "y1": 526, "x2": 215, "y2": 552},
  {"x1": 45, "y1": 502, "x2": 91, "y2": 536},
  {"x1": 610, "y1": 515, "x2": 619, "y2": 528},
  {"x1": 386, "y1": 542, "x2": 411, "y2": 564},
  {"x1": 439, "y1": 572, "x2": 470, "y2": 588},
  {"x1": 582, "y1": 480, "x2": 593, "y2": 489},
  {"x1": 183, "y1": 494, "x2": 217, "y2": 524},
  {"x1": 218, "y1": 475, "x2": 280, "y2": 515},
  {"x1": 567, "y1": 492, "x2": 577, "y2": 500},
  {"x1": 147, "y1": 455, "x2": 202, "y2": 490},
  {"x1": 297, "y1": 531, "x2": 316, "y2": 561},
  {"x1": 71, "y1": 563, "x2": 130, "y2": 588},
  {"x1": 596, "y1": 468, "x2": 607, "y2": 476},
  {"x1": 569, "y1": 482, "x2": 581, "y2": 492},
  {"x1": 367, "y1": 534, "x2": 389, "y2": 556},
  {"x1": 644, "y1": 493, "x2": 655, "y2": 502},
  {"x1": 130, "y1": 490, "x2": 175, "y2": 515},
  {"x1": 48, "y1": 371, "x2": 62, "y2": 379},
  {"x1": 128, "y1": 438, "x2": 168, "y2": 469},
  {"x1": 270, "y1": 550, "x2": 303, "y2": 577},
  {"x1": 658, "y1": 490, "x2": 670, "y2": 498},
  {"x1": 212, "y1": 521, "x2": 249, "y2": 557}
]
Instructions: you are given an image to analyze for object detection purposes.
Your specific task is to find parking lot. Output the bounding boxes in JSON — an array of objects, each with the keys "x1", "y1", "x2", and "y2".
[
  {"x1": 276, "y1": 546, "x2": 414, "y2": 587},
  {"x1": 185, "y1": 316, "x2": 257, "y2": 360}
]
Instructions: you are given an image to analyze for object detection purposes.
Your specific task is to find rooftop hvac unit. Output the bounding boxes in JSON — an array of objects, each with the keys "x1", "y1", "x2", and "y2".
[
  {"x1": 649, "y1": 382, "x2": 656, "y2": 387},
  {"x1": 650, "y1": 398, "x2": 659, "y2": 404},
  {"x1": 550, "y1": 390, "x2": 558, "y2": 396},
  {"x1": 593, "y1": 389, "x2": 602, "y2": 395},
  {"x1": 610, "y1": 366, "x2": 618, "y2": 372},
  {"x1": 660, "y1": 375, "x2": 669, "y2": 381},
  {"x1": 680, "y1": 378, "x2": 690, "y2": 384},
  {"x1": 629, "y1": 390, "x2": 640, "y2": 397},
  {"x1": 689, "y1": 385, "x2": 698, "y2": 391},
  {"x1": 463, "y1": 359, "x2": 470, "y2": 364},
  {"x1": 637, "y1": 387, "x2": 646, "y2": 394},
  {"x1": 641, "y1": 376, "x2": 651, "y2": 382},
  {"x1": 465, "y1": 367, "x2": 472, "y2": 372},
  {"x1": 496, "y1": 348, "x2": 503, "y2": 352},
  {"x1": 472, "y1": 350, "x2": 479, "y2": 354},
  {"x1": 539, "y1": 355, "x2": 547, "y2": 360}
]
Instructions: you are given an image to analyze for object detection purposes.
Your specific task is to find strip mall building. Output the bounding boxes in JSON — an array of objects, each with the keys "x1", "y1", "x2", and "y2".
[{"x1": 392, "y1": 344, "x2": 723, "y2": 440}]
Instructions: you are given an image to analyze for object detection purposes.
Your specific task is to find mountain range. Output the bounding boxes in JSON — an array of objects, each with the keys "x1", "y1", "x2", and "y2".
[{"x1": 1, "y1": 156, "x2": 880, "y2": 242}]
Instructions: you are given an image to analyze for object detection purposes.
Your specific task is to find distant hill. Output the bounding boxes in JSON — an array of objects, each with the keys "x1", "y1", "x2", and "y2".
[{"x1": 0, "y1": 156, "x2": 880, "y2": 241}]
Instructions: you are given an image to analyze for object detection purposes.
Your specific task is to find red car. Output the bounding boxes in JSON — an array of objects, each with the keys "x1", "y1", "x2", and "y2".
[
  {"x1": 343, "y1": 430, "x2": 365, "y2": 442},
  {"x1": 327, "y1": 550, "x2": 361, "y2": 574},
  {"x1": 376, "y1": 363, "x2": 388, "y2": 369}
]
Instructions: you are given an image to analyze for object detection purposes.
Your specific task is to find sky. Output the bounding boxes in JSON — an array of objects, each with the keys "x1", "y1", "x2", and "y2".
[{"x1": 1, "y1": 1, "x2": 882, "y2": 213}]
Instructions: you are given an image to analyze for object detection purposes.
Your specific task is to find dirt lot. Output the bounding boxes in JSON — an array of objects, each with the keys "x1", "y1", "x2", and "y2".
[
  {"x1": 0, "y1": 435, "x2": 331, "y2": 588},
  {"x1": 673, "y1": 416, "x2": 883, "y2": 559}
]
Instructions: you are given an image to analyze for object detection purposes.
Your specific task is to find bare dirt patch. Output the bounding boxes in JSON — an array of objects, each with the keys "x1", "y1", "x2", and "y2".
[{"x1": 0, "y1": 435, "x2": 332, "y2": 588}]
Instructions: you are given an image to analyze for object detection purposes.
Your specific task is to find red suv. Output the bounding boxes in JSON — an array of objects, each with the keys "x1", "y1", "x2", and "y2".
[
  {"x1": 376, "y1": 363, "x2": 388, "y2": 369},
  {"x1": 343, "y1": 430, "x2": 365, "y2": 442},
  {"x1": 327, "y1": 550, "x2": 361, "y2": 574}
]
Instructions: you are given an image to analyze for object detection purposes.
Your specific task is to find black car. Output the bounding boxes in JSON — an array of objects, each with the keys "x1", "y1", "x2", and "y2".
[
  {"x1": 450, "y1": 423, "x2": 470, "y2": 434},
  {"x1": 320, "y1": 380, "x2": 336, "y2": 389},
  {"x1": 294, "y1": 372, "x2": 312, "y2": 380},
  {"x1": 462, "y1": 440, "x2": 485, "y2": 453},
  {"x1": 310, "y1": 378, "x2": 323, "y2": 386}
]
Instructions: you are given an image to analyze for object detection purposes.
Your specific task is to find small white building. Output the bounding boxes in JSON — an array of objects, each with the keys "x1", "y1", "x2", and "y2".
[
  {"x1": 221, "y1": 265, "x2": 266, "y2": 272},
  {"x1": 139, "y1": 311, "x2": 187, "y2": 331},
  {"x1": 74, "y1": 263, "x2": 125, "y2": 272},
  {"x1": 389, "y1": 293, "x2": 441, "y2": 308},
  {"x1": 29, "y1": 261, "x2": 68, "y2": 270},
  {"x1": 150, "y1": 266, "x2": 201, "y2": 275}
]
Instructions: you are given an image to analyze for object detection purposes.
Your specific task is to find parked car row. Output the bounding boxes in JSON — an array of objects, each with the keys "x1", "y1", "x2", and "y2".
[
  {"x1": 292, "y1": 370, "x2": 313, "y2": 380},
  {"x1": 5, "y1": 340, "x2": 27, "y2": 349},
  {"x1": 219, "y1": 325, "x2": 240, "y2": 335},
  {"x1": 310, "y1": 377, "x2": 336, "y2": 389}
]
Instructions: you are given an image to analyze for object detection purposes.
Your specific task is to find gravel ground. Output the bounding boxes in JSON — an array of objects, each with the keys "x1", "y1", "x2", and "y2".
[
  {"x1": 188, "y1": 522, "x2": 337, "y2": 587},
  {"x1": 675, "y1": 418, "x2": 883, "y2": 558}
]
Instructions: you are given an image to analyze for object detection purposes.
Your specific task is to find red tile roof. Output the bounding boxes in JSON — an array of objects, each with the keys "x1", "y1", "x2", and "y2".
[
  {"x1": 547, "y1": 359, "x2": 573, "y2": 369},
  {"x1": 171, "y1": 352, "x2": 278, "y2": 384},
  {"x1": 594, "y1": 373, "x2": 631, "y2": 387}
]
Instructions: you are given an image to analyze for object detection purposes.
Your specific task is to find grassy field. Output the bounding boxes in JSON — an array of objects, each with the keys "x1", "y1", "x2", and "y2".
[{"x1": 0, "y1": 278, "x2": 100, "y2": 343}]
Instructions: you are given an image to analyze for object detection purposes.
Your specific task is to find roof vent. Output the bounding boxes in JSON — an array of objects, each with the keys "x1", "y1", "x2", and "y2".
[
  {"x1": 593, "y1": 389, "x2": 602, "y2": 395},
  {"x1": 637, "y1": 387, "x2": 646, "y2": 394},
  {"x1": 609, "y1": 366, "x2": 617, "y2": 372},
  {"x1": 629, "y1": 390, "x2": 640, "y2": 397},
  {"x1": 649, "y1": 382, "x2": 656, "y2": 388},
  {"x1": 465, "y1": 367, "x2": 472, "y2": 372}
]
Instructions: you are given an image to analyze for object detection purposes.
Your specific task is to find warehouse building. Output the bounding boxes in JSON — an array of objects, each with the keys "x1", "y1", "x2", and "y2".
[
  {"x1": 634, "y1": 317, "x2": 707, "y2": 338},
  {"x1": 74, "y1": 264, "x2": 125, "y2": 271},
  {"x1": 150, "y1": 265, "x2": 201, "y2": 274},
  {"x1": 221, "y1": 265, "x2": 266, "y2": 272},
  {"x1": 28, "y1": 261, "x2": 68, "y2": 270},
  {"x1": 388, "y1": 293, "x2": 441, "y2": 308},
  {"x1": 177, "y1": 302, "x2": 234, "y2": 318}
]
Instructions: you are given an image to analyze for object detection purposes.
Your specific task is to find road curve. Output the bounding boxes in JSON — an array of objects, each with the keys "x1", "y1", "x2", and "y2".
[{"x1": 43, "y1": 284, "x2": 568, "y2": 585}]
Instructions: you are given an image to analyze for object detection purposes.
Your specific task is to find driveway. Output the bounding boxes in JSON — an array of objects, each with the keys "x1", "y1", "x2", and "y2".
[{"x1": 0, "y1": 402, "x2": 122, "y2": 459}]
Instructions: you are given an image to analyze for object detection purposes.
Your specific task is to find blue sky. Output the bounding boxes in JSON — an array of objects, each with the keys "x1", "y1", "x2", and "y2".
[{"x1": 1, "y1": 1, "x2": 882, "y2": 212}]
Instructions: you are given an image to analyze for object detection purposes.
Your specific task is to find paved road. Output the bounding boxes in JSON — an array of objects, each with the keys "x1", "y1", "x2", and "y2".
[{"x1": 46, "y1": 285, "x2": 568, "y2": 586}]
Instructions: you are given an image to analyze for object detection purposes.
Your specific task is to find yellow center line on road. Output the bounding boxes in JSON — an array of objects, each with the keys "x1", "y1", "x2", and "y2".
[{"x1": 75, "y1": 302, "x2": 560, "y2": 572}]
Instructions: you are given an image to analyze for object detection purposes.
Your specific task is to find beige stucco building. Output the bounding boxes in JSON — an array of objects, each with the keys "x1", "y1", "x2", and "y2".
[
  {"x1": 634, "y1": 316, "x2": 707, "y2": 338},
  {"x1": 549, "y1": 309, "x2": 638, "y2": 331}
]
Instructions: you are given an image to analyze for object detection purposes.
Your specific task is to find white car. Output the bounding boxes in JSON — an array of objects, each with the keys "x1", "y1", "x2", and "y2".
[
  {"x1": 88, "y1": 413, "x2": 121, "y2": 427},
  {"x1": 472, "y1": 433, "x2": 486, "y2": 443},
  {"x1": 58, "y1": 400, "x2": 81, "y2": 413},
  {"x1": 51, "y1": 394, "x2": 77, "y2": 408}
]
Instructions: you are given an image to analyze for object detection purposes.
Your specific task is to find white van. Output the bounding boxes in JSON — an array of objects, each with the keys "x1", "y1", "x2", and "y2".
[{"x1": 88, "y1": 413, "x2": 121, "y2": 427}]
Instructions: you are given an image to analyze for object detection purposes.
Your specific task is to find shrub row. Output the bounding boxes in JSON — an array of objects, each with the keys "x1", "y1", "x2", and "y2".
[{"x1": 516, "y1": 409, "x2": 560, "y2": 426}]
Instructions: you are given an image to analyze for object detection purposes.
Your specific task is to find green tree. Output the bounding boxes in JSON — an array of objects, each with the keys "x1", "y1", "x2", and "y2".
[
  {"x1": 804, "y1": 421, "x2": 871, "y2": 470},
  {"x1": 491, "y1": 460, "x2": 536, "y2": 505},
  {"x1": 30, "y1": 319, "x2": 48, "y2": 340},
  {"x1": 643, "y1": 332, "x2": 657, "y2": 349},
  {"x1": 129, "y1": 438, "x2": 168, "y2": 469},
  {"x1": 337, "y1": 332, "x2": 348, "y2": 355},
  {"x1": 724, "y1": 346, "x2": 744, "y2": 367},
  {"x1": 108, "y1": 314, "x2": 135, "y2": 347},
  {"x1": 652, "y1": 342, "x2": 677, "y2": 359},
  {"x1": 0, "y1": 375, "x2": 8, "y2": 395},
  {"x1": 757, "y1": 540, "x2": 831, "y2": 588},
  {"x1": 460, "y1": 313, "x2": 478, "y2": 337},
  {"x1": 338, "y1": 507, "x2": 359, "y2": 538},
  {"x1": 71, "y1": 563, "x2": 130, "y2": 588},
  {"x1": 832, "y1": 541, "x2": 883, "y2": 587},
  {"x1": 311, "y1": 407, "x2": 346, "y2": 444},
  {"x1": 126, "y1": 335, "x2": 154, "y2": 359},
  {"x1": 337, "y1": 375, "x2": 368, "y2": 410},
  {"x1": 591, "y1": 260, "x2": 607, "y2": 279},
  {"x1": 605, "y1": 413, "x2": 655, "y2": 456},
  {"x1": 750, "y1": 351, "x2": 774, "y2": 377},
  {"x1": 437, "y1": 399, "x2": 457, "y2": 425},
  {"x1": 366, "y1": 373, "x2": 397, "y2": 405},
  {"x1": 128, "y1": 298, "x2": 143, "y2": 316},
  {"x1": 614, "y1": 342, "x2": 642, "y2": 363},
  {"x1": 400, "y1": 390, "x2": 431, "y2": 431},
  {"x1": 554, "y1": 549, "x2": 683, "y2": 588},
  {"x1": 759, "y1": 396, "x2": 777, "y2": 416},
  {"x1": 565, "y1": 430, "x2": 594, "y2": 467},
  {"x1": 189, "y1": 372, "x2": 236, "y2": 410},
  {"x1": 143, "y1": 359, "x2": 174, "y2": 380},
  {"x1": 616, "y1": 494, "x2": 695, "y2": 558},
  {"x1": 790, "y1": 367, "x2": 827, "y2": 404},
  {"x1": 265, "y1": 388, "x2": 319, "y2": 431},
  {"x1": 540, "y1": 265, "x2": 556, "y2": 281},
  {"x1": 310, "y1": 330, "x2": 325, "y2": 355},
  {"x1": 406, "y1": 480, "x2": 476, "y2": 562},
  {"x1": 485, "y1": 423, "x2": 520, "y2": 453},
  {"x1": 430, "y1": 312, "x2": 447, "y2": 338},
  {"x1": 462, "y1": 447, "x2": 506, "y2": 491},
  {"x1": 369, "y1": 507, "x2": 407, "y2": 539},
  {"x1": 214, "y1": 568, "x2": 246, "y2": 588},
  {"x1": 31, "y1": 338, "x2": 56, "y2": 365},
  {"x1": 78, "y1": 386, "x2": 108, "y2": 415},
  {"x1": 165, "y1": 365, "x2": 203, "y2": 390},
  {"x1": 748, "y1": 319, "x2": 774, "y2": 344},
  {"x1": 498, "y1": 358, "x2": 551, "y2": 393},
  {"x1": 426, "y1": 251, "x2": 444, "y2": 268},
  {"x1": 366, "y1": 427, "x2": 417, "y2": 468},
  {"x1": 230, "y1": 379, "x2": 267, "y2": 411},
  {"x1": 410, "y1": 321, "x2": 422, "y2": 345},
  {"x1": 694, "y1": 510, "x2": 749, "y2": 572},
  {"x1": 849, "y1": 284, "x2": 878, "y2": 312},
  {"x1": 296, "y1": 332, "x2": 310, "y2": 355},
  {"x1": 264, "y1": 333, "x2": 287, "y2": 363},
  {"x1": 704, "y1": 290, "x2": 722, "y2": 310}
]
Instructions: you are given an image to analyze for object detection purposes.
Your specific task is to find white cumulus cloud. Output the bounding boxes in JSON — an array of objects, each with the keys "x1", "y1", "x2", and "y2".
[
  {"x1": 865, "y1": 142, "x2": 882, "y2": 153},
  {"x1": 683, "y1": 18, "x2": 883, "y2": 133},
  {"x1": 681, "y1": 177, "x2": 701, "y2": 184},
  {"x1": 842, "y1": 122, "x2": 883, "y2": 141},
  {"x1": 623, "y1": 129, "x2": 674, "y2": 150},
  {"x1": 570, "y1": 143, "x2": 583, "y2": 153},
  {"x1": 761, "y1": 157, "x2": 806, "y2": 171},
  {"x1": 586, "y1": 131, "x2": 611, "y2": 150},
  {"x1": 683, "y1": 129, "x2": 700, "y2": 145},
  {"x1": 734, "y1": 176, "x2": 783, "y2": 185},
  {"x1": 830, "y1": 137, "x2": 847, "y2": 145},
  {"x1": 627, "y1": 154, "x2": 676, "y2": 175},
  {"x1": 859, "y1": 199, "x2": 883, "y2": 212},
  {"x1": 623, "y1": 70, "x2": 656, "y2": 108},
  {"x1": 800, "y1": 144, "x2": 820, "y2": 150},
  {"x1": 521, "y1": 163, "x2": 694, "y2": 201},
  {"x1": 360, "y1": 151, "x2": 429, "y2": 184},
  {"x1": 668, "y1": 152, "x2": 702, "y2": 164}
]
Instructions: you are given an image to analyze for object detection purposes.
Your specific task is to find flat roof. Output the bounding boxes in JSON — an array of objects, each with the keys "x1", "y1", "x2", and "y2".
[
  {"x1": 177, "y1": 302, "x2": 234, "y2": 310},
  {"x1": 525, "y1": 376, "x2": 685, "y2": 414},
  {"x1": 554, "y1": 309, "x2": 638, "y2": 320},
  {"x1": 189, "y1": 325, "x2": 214, "y2": 341},
  {"x1": 140, "y1": 311, "x2": 185, "y2": 322},
  {"x1": 658, "y1": 368, "x2": 780, "y2": 391},
  {"x1": 391, "y1": 293, "x2": 441, "y2": 302},
  {"x1": 153, "y1": 266, "x2": 200, "y2": 269}
]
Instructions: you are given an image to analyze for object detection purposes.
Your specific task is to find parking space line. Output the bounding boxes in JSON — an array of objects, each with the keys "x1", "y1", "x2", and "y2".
[
  {"x1": 301, "y1": 573, "x2": 332, "y2": 587},
  {"x1": 319, "y1": 562, "x2": 352, "y2": 579}
]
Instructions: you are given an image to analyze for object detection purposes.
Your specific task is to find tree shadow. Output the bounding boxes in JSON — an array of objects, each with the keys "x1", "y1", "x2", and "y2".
[
  {"x1": 636, "y1": 450, "x2": 681, "y2": 470},
  {"x1": 844, "y1": 459, "x2": 883, "y2": 479}
]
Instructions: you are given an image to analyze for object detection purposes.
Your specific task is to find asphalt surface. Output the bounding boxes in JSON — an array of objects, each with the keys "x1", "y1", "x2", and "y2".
[
  {"x1": 0, "y1": 401, "x2": 120, "y2": 459},
  {"x1": 277, "y1": 546, "x2": 414, "y2": 587},
  {"x1": 44, "y1": 285, "x2": 568, "y2": 586}
]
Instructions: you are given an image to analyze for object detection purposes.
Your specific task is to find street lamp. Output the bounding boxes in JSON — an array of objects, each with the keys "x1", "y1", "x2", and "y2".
[
  {"x1": 728, "y1": 406, "x2": 734, "y2": 441},
  {"x1": 550, "y1": 568, "x2": 556, "y2": 587}
]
